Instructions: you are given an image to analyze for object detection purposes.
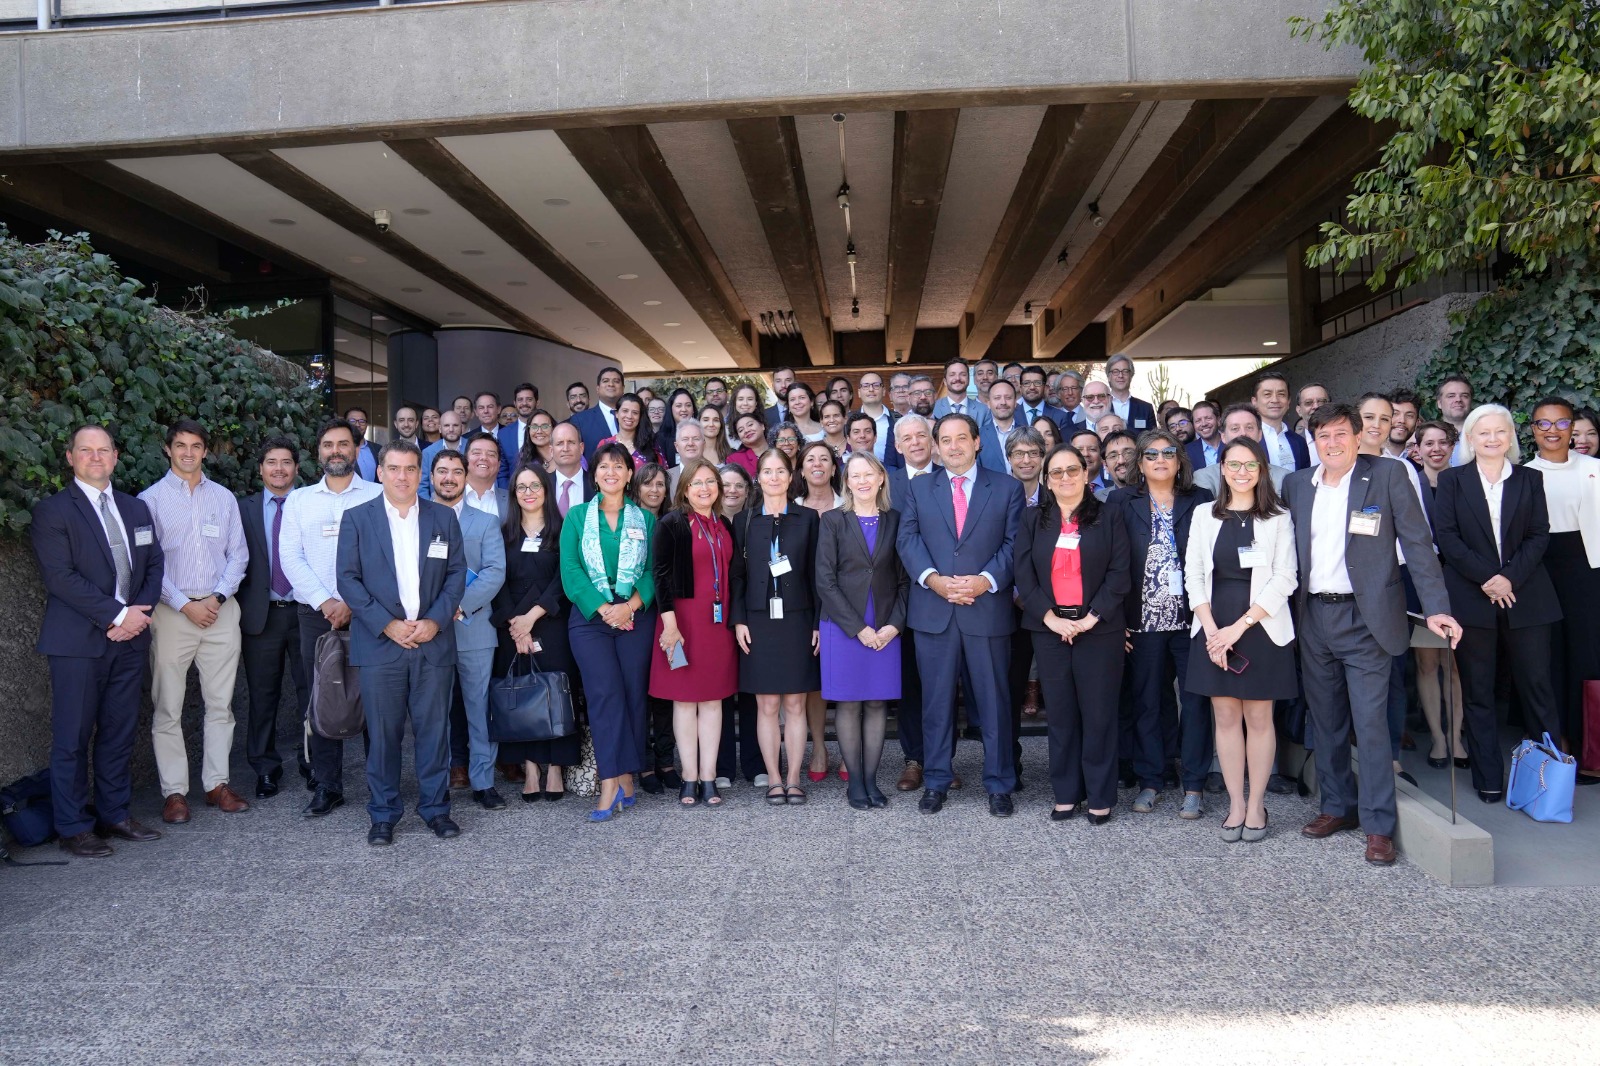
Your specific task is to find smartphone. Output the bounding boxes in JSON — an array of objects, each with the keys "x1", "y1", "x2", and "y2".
[
  {"x1": 1225, "y1": 650, "x2": 1249, "y2": 674},
  {"x1": 669, "y1": 641, "x2": 689, "y2": 670}
]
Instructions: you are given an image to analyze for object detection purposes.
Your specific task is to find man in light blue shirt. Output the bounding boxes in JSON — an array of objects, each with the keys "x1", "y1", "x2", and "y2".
[{"x1": 420, "y1": 410, "x2": 466, "y2": 500}]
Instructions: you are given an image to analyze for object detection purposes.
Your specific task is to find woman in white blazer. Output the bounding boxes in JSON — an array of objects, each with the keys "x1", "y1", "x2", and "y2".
[{"x1": 1184, "y1": 437, "x2": 1299, "y2": 842}]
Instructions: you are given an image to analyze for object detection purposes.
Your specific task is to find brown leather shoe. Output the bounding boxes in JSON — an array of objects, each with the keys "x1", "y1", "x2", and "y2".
[
  {"x1": 95, "y1": 818, "x2": 161, "y2": 842},
  {"x1": 950, "y1": 774, "x2": 964, "y2": 790},
  {"x1": 1300, "y1": 813, "x2": 1358, "y2": 838},
  {"x1": 1022, "y1": 679, "x2": 1043, "y2": 717},
  {"x1": 1364, "y1": 834, "x2": 1397, "y2": 865},
  {"x1": 449, "y1": 767, "x2": 470, "y2": 790},
  {"x1": 204, "y1": 784, "x2": 250, "y2": 813},
  {"x1": 896, "y1": 761, "x2": 923, "y2": 792},
  {"x1": 497, "y1": 761, "x2": 526, "y2": 783},
  {"x1": 162, "y1": 794, "x2": 191, "y2": 824},
  {"x1": 59, "y1": 831, "x2": 113, "y2": 858}
]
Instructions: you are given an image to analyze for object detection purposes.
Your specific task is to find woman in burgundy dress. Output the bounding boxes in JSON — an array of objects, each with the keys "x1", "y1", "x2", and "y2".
[{"x1": 649, "y1": 458, "x2": 738, "y2": 807}]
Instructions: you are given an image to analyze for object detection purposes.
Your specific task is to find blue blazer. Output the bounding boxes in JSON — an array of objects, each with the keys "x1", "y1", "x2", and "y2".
[
  {"x1": 569, "y1": 405, "x2": 615, "y2": 467},
  {"x1": 887, "y1": 463, "x2": 941, "y2": 512},
  {"x1": 32, "y1": 482, "x2": 166, "y2": 658},
  {"x1": 932, "y1": 396, "x2": 992, "y2": 431},
  {"x1": 453, "y1": 505, "x2": 507, "y2": 652},
  {"x1": 1185, "y1": 439, "x2": 1211, "y2": 471},
  {"x1": 976, "y1": 420, "x2": 1009, "y2": 474},
  {"x1": 336, "y1": 496, "x2": 467, "y2": 667},
  {"x1": 896, "y1": 464, "x2": 1023, "y2": 638},
  {"x1": 1124, "y1": 397, "x2": 1159, "y2": 435},
  {"x1": 494, "y1": 423, "x2": 522, "y2": 488},
  {"x1": 1286, "y1": 430, "x2": 1311, "y2": 471}
]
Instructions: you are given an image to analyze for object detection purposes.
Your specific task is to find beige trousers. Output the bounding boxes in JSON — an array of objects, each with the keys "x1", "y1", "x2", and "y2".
[{"x1": 149, "y1": 598, "x2": 242, "y2": 796}]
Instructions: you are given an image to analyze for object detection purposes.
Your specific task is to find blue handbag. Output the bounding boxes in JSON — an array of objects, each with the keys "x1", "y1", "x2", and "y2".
[{"x1": 1506, "y1": 732, "x2": 1576, "y2": 823}]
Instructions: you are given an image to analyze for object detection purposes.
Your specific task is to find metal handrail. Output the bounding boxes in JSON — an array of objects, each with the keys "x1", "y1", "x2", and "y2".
[{"x1": 6, "y1": 0, "x2": 469, "y2": 32}]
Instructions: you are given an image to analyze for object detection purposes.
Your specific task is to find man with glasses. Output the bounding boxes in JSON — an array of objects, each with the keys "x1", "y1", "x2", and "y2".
[
  {"x1": 1017, "y1": 366, "x2": 1068, "y2": 433},
  {"x1": 907, "y1": 376, "x2": 937, "y2": 419},
  {"x1": 1054, "y1": 369, "x2": 1088, "y2": 426},
  {"x1": 343, "y1": 406, "x2": 381, "y2": 481},
  {"x1": 1163, "y1": 406, "x2": 1195, "y2": 445},
  {"x1": 1193, "y1": 404, "x2": 1289, "y2": 495},
  {"x1": 1295, "y1": 383, "x2": 1330, "y2": 457},
  {"x1": 1080, "y1": 382, "x2": 1113, "y2": 434},
  {"x1": 765, "y1": 367, "x2": 797, "y2": 427},
  {"x1": 702, "y1": 377, "x2": 729, "y2": 417},
  {"x1": 1001, "y1": 362, "x2": 1025, "y2": 388},
  {"x1": 888, "y1": 371, "x2": 913, "y2": 416},
  {"x1": 1101, "y1": 430, "x2": 1141, "y2": 490},
  {"x1": 1104, "y1": 354, "x2": 1157, "y2": 432},
  {"x1": 420, "y1": 410, "x2": 465, "y2": 501},
  {"x1": 852, "y1": 371, "x2": 901, "y2": 467}
]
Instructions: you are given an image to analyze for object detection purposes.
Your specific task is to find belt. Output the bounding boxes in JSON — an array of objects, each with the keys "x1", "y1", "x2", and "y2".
[
  {"x1": 269, "y1": 600, "x2": 297, "y2": 608},
  {"x1": 1311, "y1": 592, "x2": 1355, "y2": 603},
  {"x1": 1053, "y1": 605, "x2": 1088, "y2": 620}
]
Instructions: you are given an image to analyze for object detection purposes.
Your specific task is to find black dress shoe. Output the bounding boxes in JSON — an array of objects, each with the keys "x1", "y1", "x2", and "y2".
[
  {"x1": 918, "y1": 789, "x2": 947, "y2": 814},
  {"x1": 473, "y1": 788, "x2": 508, "y2": 811},
  {"x1": 660, "y1": 767, "x2": 683, "y2": 789},
  {"x1": 95, "y1": 818, "x2": 161, "y2": 842},
  {"x1": 367, "y1": 822, "x2": 395, "y2": 846},
  {"x1": 1266, "y1": 773, "x2": 1295, "y2": 795},
  {"x1": 1398, "y1": 770, "x2": 1419, "y2": 787},
  {"x1": 303, "y1": 788, "x2": 344, "y2": 818},
  {"x1": 1454, "y1": 757, "x2": 1471, "y2": 770},
  {"x1": 427, "y1": 815, "x2": 461, "y2": 839},
  {"x1": 1117, "y1": 763, "x2": 1138, "y2": 789},
  {"x1": 638, "y1": 772, "x2": 665, "y2": 795},
  {"x1": 988, "y1": 793, "x2": 1014, "y2": 818},
  {"x1": 60, "y1": 831, "x2": 113, "y2": 858},
  {"x1": 1477, "y1": 789, "x2": 1504, "y2": 804},
  {"x1": 1050, "y1": 805, "x2": 1079, "y2": 821},
  {"x1": 255, "y1": 776, "x2": 280, "y2": 799}
]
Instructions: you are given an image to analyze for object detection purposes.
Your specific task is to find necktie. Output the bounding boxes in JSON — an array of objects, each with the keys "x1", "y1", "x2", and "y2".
[
  {"x1": 559, "y1": 478, "x2": 573, "y2": 517},
  {"x1": 952, "y1": 474, "x2": 968, "y2": 538},
  {"x1": 100, "y1": 492, "x2": 132, "y2": 602},
  {"x1": 605, "y1": 407, "x2": 617, "y2": 435},
  {"x1": 270, "y1": 496, "x2": 292, "y2": 597},
  {"x1": 951, "y1": 401, "x2": 963, "y2": 416}
]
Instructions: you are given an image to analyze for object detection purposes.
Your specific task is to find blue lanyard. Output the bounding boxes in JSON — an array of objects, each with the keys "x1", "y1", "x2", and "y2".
[
  {"x1": 763, "y1": 503, "x2": 786, "y2": 597},
  {"x1": 694, "y1": 513, "x2": 725, "y2": 604}
]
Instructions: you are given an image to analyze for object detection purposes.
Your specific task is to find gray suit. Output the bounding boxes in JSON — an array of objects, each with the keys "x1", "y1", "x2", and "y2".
[
  {"x1": 932, "y1": 396, "x2": 992, "y2": 431},
  {"x1": 453, "y1": 505, "x2": 507, "y2": 792},
  {"x1": 1282, "y1": 453, "x2": 1449, "y2": 839},
  {"x1": 1193, "y1": 461, "x2": 1287, "y2": 497}
]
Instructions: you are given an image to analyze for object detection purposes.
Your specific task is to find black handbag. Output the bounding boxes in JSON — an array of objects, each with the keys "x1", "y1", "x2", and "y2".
[{"x1": 487, "y1": 653, "x2": 575, "y2": 742}]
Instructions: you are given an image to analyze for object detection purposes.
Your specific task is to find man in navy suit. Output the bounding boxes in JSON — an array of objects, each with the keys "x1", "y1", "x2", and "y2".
[
  {"x1": 336, "y1": 440, "x2": 468, "y2": 846},
  {"x1": 1016, "y1": 367, "x2": 1070, "y2": 433},
  {"x1": 495, "y1": 381, "x2": 540, "y2": 488},
  {"x1": 897, "y1": 413, "x2": 1026, "y2": 817},
  {"x1": 569, "y1": 366, "x2": 627, "y2": 466},
  {"x1": 1184, "y1": 400, "x2": 1223, "y2": 470},
  {"x1": 1254, "y1": 372, "x2": 1311, "y2": 471},
  {"x1": 343, "y1": 406, "x2": 382, "y2": 482},
  {"x1": 764, "y1": 367, "x2": 797, "y2": 429},
  {"x1": 33, "y1": 425, "x2": 166, "y2": 856},
  {"x1": 1104, "y1": 354, "x2": 1158, "y2": 434}
]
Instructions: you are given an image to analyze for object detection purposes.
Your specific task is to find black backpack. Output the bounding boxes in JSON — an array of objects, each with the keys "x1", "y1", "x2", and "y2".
[
  {"x1": 309, "y1": 628, "x2": 365, "y2": 740},
  {"x1": 1, "y1": 769, "x2": 67, "y2": 866}
]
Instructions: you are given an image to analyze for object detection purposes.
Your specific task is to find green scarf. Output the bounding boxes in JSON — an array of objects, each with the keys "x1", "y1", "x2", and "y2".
[{"x1": 581, "y1": 498, "x2": 648, "y2": 602}]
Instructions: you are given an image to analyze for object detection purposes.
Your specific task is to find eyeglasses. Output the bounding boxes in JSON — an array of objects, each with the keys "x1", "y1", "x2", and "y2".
[
  {"x1": 514, "y1": 484, "x2": 543, "y2": 496},
  {"x1": 687, "y1": 478, "x2": 721, "y2": 490},
  {"x1": 1142, "y1": 447, "x2": 1179, "y2": 461},
  {"x1": 1533, "y1": 418, "x2": 1574, "y2": 431},
  {"x1": 1167, "y1": 419, "x2": 1192, "y2": 429},
  {"x1": 1223, "y1": 460, "x2": 1262, "y2": 472},
  {"x1": 1009, "y1": 448, "x2": 1042, "y2": 460},
  {"x1": 1047, "y1": 466, "x2": 1085, "y2": 480},
  {"x1": 531, "y1": 423, "x2": 553, "y2": 433},
  {"x1": 1083, "y1": 392, "x2": 1110, "y2": 402}
]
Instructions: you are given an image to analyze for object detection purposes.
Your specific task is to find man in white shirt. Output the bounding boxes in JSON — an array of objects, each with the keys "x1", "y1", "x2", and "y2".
[
  {"x1": 1436, "y1": 376, "x2": 1474, "y2": 466},
  {"x1": 550, "y1": 423, "x2": 592, "y2": 517},
  {"x1": 420, "y1": 411, "x2": 465, "y2": 500},
  {"x1": 1254, "y1": 372, "x2": 1310, "y2": 471},
  {"x1": 667, "y1": 421, "x2": 706, "y2": 497},
  {"x1": 462, "y1": 433, "x2": 508, "y2": 518},
  {"x1": 1104, "y1": 354, "x2": 1157, "y2": 432},
  {"x1": 854, "y1": 370, "x2": 900, "y2": 466}
]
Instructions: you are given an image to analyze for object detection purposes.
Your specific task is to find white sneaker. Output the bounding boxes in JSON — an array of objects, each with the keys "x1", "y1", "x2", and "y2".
[
  {"x1": 715, "y1": 777, "x2": 733, "y2": 790},
  {"x1": 753, "y1": 773, "x2": 770, "y2": 789}
]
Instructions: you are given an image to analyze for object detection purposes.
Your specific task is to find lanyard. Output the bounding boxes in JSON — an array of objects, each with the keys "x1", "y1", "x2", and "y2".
[
  {"x1": 765, "y1": 506, "x2": 785, "y2": 598},
  {"x1": 1151, "y1": 499, "x2": 1176, "y2": 551},
  {"x1": 693, "y1": 512, "x2": 725, "y2": 605}
]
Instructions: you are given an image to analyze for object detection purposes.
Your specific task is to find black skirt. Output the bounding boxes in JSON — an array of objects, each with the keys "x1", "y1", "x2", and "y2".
[
  {"x1": 737, "y1": 606, "x2": 822, "y2": 694},
  {"x1": 1185, "y1": 513, "x2": 1298, "y2": 701}
]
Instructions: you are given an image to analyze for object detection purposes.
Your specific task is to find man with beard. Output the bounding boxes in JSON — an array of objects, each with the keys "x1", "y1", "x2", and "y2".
[
  {"x1": 1100, "y1": 430, "x2": 1141, "y2": 490},
  {"x1": 1387, "y1": 389, "x2": 1420, "y2": 459},
  {"x1": 566, "y1": 382, "x2": 590, "y2": 415},
  {"x1": 907, "y1": 375, "x2": 937, "y2": 420},
  {"x1": 420, "y1": 410, "x2": 466, "y2": 501}
]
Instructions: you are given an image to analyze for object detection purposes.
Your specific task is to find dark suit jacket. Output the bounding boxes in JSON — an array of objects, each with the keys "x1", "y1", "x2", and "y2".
[
  {"x1": 816, "y1": 507, "x2": 908, "y2": 635},
  {"x1": 1108, "y1": 485, "x2": 1212, "y2": 624},
  {"x1": 1123, "y1": 396, "x2": 1159, "y2": 434},
  {"x1": 1015, "y1": 498, "x2": 1130, "y2": 632},
  {"x1": 494, "y1": 422, "x2": 522, "y2": 488},
  {"x1": 1432, "y1": 463, "x2": 1561, "y2": 630},
  {"x1": 851, "y1": 407, "x2": 903, "y2": 469},
  {"x1": 652, "y1": 509, "x2": 736, "y2": 625},
  {"x1": 569, "y1": 405, "x2": 616, "y2": 467},
  {"x1": 335, "y1": 495, "x2": 467, "y2": 666},
  {"x1": 33, "y1": 482, "x2": 165, "y2": 657},
  {"x1": 764, "y1": 405, "x2": 784, "y2": 430},
  {"x1": 1282, "y1": 453, "x2": 1450, "y2": 656},
  {"x1": 896, "y1": 464, "x2": 1024, "y2": 637},
  {"x1": 235, "y1": 489, "x2": 293, "y2": 636},
  {"x1": 1277, "y1": 428, "x2": 1312, "y2": 471},
  {"x1": 1185, "y1": 439, "x2": 1210, "y2": 471},
  {"x1": 729, "y1": 504, "x2": 820, "y2": 622},
  {"x1": 887, "y1": 464, "x2": 941, "y2": 512}
]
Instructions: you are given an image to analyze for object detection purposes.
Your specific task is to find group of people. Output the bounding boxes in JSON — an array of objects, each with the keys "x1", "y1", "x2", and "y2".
[{"x1": 34, "y1": 355, "x2": 1600, "y2": 867}]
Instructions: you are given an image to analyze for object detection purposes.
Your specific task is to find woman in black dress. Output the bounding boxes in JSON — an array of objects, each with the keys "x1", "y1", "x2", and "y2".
[
  {"x1": 1183, "y1": 438, "x2": 1299, "y2": 842},
  {"x1": 492, "y1": 464, "x2": 580, "y2": 802}
]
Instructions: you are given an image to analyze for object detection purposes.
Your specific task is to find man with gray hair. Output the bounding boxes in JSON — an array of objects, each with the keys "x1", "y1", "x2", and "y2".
[
  {"x1": 889, "y1": 371, "x2": 914, "y2": 417},
  {"x1": 667, "y1": 419, "x2": 706, "y2": 497},
  {"x1": 1052, "y1": 368, "x2": 1088, "y2": 428},
  {"x1": 1104, "y1": 354, "x2": 1157, "y2": 433}
]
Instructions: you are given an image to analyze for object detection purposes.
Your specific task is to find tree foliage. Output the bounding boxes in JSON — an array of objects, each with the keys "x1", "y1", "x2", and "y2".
[
  {"x1": 0, "y1": 228, "x2": 325, "y2": 534},
  {"x1": 1291, "y1": 1, "x2": 1600, "y2": 289}
]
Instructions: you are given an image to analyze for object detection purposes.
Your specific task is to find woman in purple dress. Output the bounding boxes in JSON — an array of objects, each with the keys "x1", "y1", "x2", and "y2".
[{"x1": 817, "y1": 452, "x2": 909, "y2": 809}]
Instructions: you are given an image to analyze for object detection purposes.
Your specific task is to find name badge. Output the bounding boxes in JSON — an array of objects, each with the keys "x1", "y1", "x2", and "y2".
[
  {"x1": 712, "y1": 602, "x2": 724, "y2": 624},
  {"x1": 627, "y1": 528, "x2": 646, "y2": 541},
  {"x1": 1238, "y1": 545, "x2": 1266, "y2": 568},
  {"x1": 1056, "y1": 533, "x2": 1080, "y2": 551},
  {"x1": 134, "y1": 526, "x2": 154, "y2": 546},
  {"x1": 769, "y1": 596, "x2": 784, "y2": 620},
  {"x1": 1166, "y1": 570, "x2": 1184, "y2": 596},
  {"x1": 770, "y1": 554, "x2": 792, "y2": 577},
  {"x1": 322, "y1": 522, "x2": 339, "y2": 538},
  {"x1": 1133, "y1": 419, "x2": 1148, "y2": 429},
  {"x1": 1349, "y1": 510, "x2": 1381, "y2": 537},
  {"x1": 521, "y1": 536, "x2": 541, "y2": 553},
  {"x1": 202, "y1": 523, "x2": 221, "y2": 539},
  {"x1": 427, "y1": 537, "x2": 449, "y2": 560}
]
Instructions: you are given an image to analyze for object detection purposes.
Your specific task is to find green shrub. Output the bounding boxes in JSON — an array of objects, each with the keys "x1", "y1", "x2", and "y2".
[{"x1": 0, "y1": 228, "x2": 325, "y2": 533}]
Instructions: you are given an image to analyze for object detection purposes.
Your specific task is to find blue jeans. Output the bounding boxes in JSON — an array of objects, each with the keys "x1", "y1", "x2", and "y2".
[{"x1": 456, "y1": 647, "x2": 497, "y2": 791}]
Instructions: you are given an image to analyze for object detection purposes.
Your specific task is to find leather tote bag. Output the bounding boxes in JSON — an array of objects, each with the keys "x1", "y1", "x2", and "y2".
[
  {"x1": 1506, "y1": 732, "x2": 1577, "y2": 824},
  {"x1": 487, "y1": 653, "x2": 575, "y2": 743}
]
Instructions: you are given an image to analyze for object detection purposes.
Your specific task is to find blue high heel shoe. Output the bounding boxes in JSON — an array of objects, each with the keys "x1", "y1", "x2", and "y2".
[
  {"x1": 588, "y1": 790, "x2": 624, "y2": 822},
  {"x1": 620, "y1": 788, "x2": 637, "y2": 810}
]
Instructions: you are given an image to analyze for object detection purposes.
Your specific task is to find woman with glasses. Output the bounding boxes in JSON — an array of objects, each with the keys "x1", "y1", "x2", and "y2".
[
  {"x1": 786, "y1": 382, "x2": 824, "y2": 442},
  {"x1": 1111, "y1": 430, "x2": 1214, "y2": 820},
  {"x1": 646, "y1": 397, "x2": 668, "y2": 436},
  {"x1": 769, "y1": 422, "x2": 803, "y2": 466},
  {"x1": 732, "y1": 449, "x2": 823, "y2": 804},
  {"x1": 517, "y1": 409, "x2": 558, "y2": 469},
  {"x1": 560, "y1": 443, "x2": 657, "y2": 822},
  {"x1": 493, "y1": 465, "x2": 578, "y2": 802},
  {"x1": 649, "y1": 458, "x2": 739, "y2": 808},
  {"x1": 1526, "y1": 397, "x2": 1600, "y2": 780},
  {"x1": 1015, "y1": 443, "x2": 1131, "y2": 824},
  {"x1": 1184, "y1": 437, "x2": 1298, "y2": 842}
]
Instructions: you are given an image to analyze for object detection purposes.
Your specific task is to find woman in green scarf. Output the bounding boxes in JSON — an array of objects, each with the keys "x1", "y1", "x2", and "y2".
[{"x1": 560, "y1": 442, "x2": 657, "y2": 821}]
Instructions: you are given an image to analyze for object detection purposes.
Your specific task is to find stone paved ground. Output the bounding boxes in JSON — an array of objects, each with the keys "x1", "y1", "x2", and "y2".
[{"x1": 3, "y1": 737, "x2": 1598, "y2": 1065}]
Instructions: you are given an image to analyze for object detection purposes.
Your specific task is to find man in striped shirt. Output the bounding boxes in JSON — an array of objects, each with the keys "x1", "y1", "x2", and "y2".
[{"x1": 138, "y1": 419, "x2": 251, "y2": 824}]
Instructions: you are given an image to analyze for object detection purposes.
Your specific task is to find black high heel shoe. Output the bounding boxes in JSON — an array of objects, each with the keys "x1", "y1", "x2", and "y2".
[
  {"x1": 1454, "y1": 756, "x2": 1471, "y2": 770},
  {"x1": 639, "y1": 771, "x2": 664, "y2": 795},
  {"x1": 1085, "y1": 810, "x2": 1111, "y2": 826},
  {"x1": 679, "y1": 781, "x2": 699, "y2": 807},
  {"x1": 1427, "y1": 755, "x2": 1449, "y2": 769},
  {"x1": 699, "y1": 779, "x2": 724, "y2": 808}
]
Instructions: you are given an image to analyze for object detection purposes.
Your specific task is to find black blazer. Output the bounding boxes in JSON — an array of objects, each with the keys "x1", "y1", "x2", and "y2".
[
  {"x1": 1108, "y1": 485, "x2": 1213, "y2": 623},
  {"x1": 652, "y1": 509, "x2": 736, "y2": 624},
  {"x1": 816, "y1": 508, "x2": 909, "y2": 635},
  {"x1": 1014, "y1": 498, "x2": 1131, "y2": 633},
  {"x1": 32, "y1": 482, "x2": 165, "y2": 658},
  {"x1": 1432, "y1": 463, "x2": 1561, "y2": 629},
  {"x1": 729, "y1": 504, "x2": 820, "y2": 622},
  {"x1": 235, "y1": 489, "x2": 291, "y2": 636}
]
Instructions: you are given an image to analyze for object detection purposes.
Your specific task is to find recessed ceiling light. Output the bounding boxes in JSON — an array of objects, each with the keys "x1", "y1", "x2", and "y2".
[
  {"x1": 268, "y1": 217, "x2": 297, "y2": 226},
  {"x1": 663, "y1": 322, "x2": 681, "y2": 327},
  {"x1": 586, "y1": 241, "x2": 607, "y2": 248},
  {"x1": 1262, "y1": 340, "x2": 1280, "y2": 347},
  {"x1": 643, "y1": 300, "x2": 662, "y2": 307},
  {"x1": 617, "y1": 273, "x2": 639, "y2": 281},
  {"x1": 345, "y1": 255, "x2": 367, "y2": 264},
  {"x1": 543, "y1": 306, "x2": 564, "y2": 313},
  {"x1": 401, "y1": 287, "x2": 423, "y2": 293},
  {"x1": 542, "y1": 197, "x2": 571, "y2": 207},
  {"x1": 401, "y1": 207, "x2": 431, "y2": 216},
  {"x1": 461, "y1": 249, "x2": 486, "y2": 256},
  {"x1": 682, "y1": 340, "x2": 696, "y2": 345},
  {"x1": 506, "y1": 280, "x2": 528, "y2": 287}
]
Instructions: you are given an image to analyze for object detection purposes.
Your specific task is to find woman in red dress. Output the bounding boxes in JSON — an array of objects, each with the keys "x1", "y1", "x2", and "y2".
[{"x1": 649, "y1": 458, "x2": 739, "y2": 807}]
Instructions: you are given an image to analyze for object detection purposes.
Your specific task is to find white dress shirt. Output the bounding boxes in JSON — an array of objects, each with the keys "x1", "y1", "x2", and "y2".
[
  {"x1": 1308, "y1": 464, "x2": 1356, "y2": 595},
  {"x1": 1261, "y1": 422, "x2": 1297, "y2": 471},
  {"x1": 1111, "y1": 395, "x2": 1131, "y2": 421},
  {"x1": 384, "y1": 497, "x2": 422, "y2": 622},
  {"x1": 464, "y1": 483, "x2": 500, "y2": 518},
  {"x1": 1478, "y1": 461, "x2": 1513, "y2": 561},
  {"x1": 76, "y1": 477, "x2": 131, "y2": 624},
  {"x1": 279, "y1": 476, "x2": 383, "y2": 609},
  {"x1": 553, "y1": 469, "x2": 588, "y2": 512}
]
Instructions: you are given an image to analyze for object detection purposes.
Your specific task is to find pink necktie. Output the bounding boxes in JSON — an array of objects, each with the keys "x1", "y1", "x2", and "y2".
[
  {"x1": 559, "y1": 479, "x2": 573, "y2": 516},
  {"x1": 952, "y1": 474, "x2": 968, "y2": 538}
]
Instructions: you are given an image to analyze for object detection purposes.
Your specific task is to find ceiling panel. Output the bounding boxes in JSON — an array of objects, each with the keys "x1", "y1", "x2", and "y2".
[{"x1": 796, "y1": 111, "x2": 892, "y2": 334}]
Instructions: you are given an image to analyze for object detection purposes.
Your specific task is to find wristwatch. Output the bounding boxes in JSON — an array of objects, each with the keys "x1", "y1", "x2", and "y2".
[
  {"x1": 1242, "y1": 614, "x2": 1257, "y2": 627},
  {"x1": 214, "y1": 594, "x2": 228, "y2": 605}
]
